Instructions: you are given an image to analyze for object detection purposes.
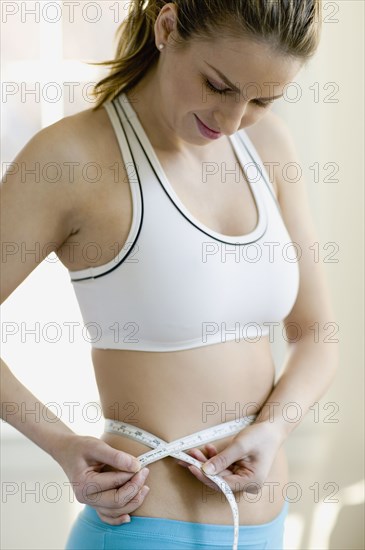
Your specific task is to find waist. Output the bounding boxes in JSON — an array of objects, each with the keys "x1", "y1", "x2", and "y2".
[
  {"x1": 99, "y1": 416, "x2": 289, "y2": 529},
  {"x1": 95, "y1": 339, "x2": 286, "y2": 539},
  {"x1": 92, "y1": 337, "x2": 276, "y2": 434}
]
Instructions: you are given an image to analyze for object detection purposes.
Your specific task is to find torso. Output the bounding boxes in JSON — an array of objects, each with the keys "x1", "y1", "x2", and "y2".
[{"x1": 57, "y1": 103, "x2": 288, "y2": 524}]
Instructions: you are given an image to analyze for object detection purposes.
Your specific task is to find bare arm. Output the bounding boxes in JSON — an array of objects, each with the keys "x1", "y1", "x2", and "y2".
[
  {"x1": 1, "y1": 120, "x2": 82, "y2": 459},
  {"x1": 253, "y1": 112, "x2": 339, "y2": 437},
  {"x1": 179, "y1": 113, "x2": 339, "y2": 488},
  {"x1": 1, "y1": 357, "x2": 77, "y2": 460},
  {"x1": 1, "y1": 119, "x2": 150, "y2": 523}
]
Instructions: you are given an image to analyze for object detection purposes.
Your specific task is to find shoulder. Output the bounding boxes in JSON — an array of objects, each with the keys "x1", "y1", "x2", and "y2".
[
  {"x1": 244, "y1": 110, "x2": 296, "y2": 203},
  {"x1": 29, "y1": 105, "x2": 115, "y2": 229},
  {"x1": 1, "y1": 106, "x2": 108, "y2": 228},
  {"x1": 35, "y1": 105, "x2": 108, "y2": 162}
]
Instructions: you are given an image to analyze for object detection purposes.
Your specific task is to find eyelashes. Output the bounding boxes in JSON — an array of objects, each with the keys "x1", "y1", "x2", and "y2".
[
  {"x1": 203, "y1": 78, "x2": 272, "y2": 108},
  {"x1": 204, "y1": 78, "x2": 230, "y2": 95}
]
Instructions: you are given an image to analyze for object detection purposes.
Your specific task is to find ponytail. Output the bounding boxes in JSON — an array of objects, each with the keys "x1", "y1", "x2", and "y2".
[{"x1": 88, "y1": 1, "x2": 165, "y2": 109}]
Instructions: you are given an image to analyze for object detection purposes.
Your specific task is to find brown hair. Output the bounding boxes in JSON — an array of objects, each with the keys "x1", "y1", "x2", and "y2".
[{"x1": 88, "y1": 0, "x2": 322, "y2": 111}]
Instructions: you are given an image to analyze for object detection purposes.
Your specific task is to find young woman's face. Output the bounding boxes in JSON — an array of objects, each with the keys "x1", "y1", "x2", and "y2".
[{"x1": 156, "y1": 34, "x2": 303, "y2": 144}]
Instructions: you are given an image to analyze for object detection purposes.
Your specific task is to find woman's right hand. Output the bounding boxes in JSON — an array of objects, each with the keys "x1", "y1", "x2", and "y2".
[{"x1": 56, "y1": 434, "x2": 150, "y2": 524}]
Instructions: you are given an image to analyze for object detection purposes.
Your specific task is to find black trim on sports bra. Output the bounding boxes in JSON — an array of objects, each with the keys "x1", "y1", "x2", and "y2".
[
  {"x1": 69, "y1": 101, "x2": 144, "y2": 282},
  {"x1": 70, "y1": 96, "x2": 274, "y2": 282},
  {"x1": 117, "y1": 97, "x2": 268, "y2": 246}
]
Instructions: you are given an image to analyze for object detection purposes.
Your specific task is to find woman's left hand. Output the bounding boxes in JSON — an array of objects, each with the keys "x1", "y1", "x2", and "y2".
[{"x1": 175, "y1": 420, "x2": 285, "y2": 494}]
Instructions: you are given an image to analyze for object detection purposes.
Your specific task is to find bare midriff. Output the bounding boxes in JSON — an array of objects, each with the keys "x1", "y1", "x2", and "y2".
[
  {"x1": 57, "y1": 104, "x2": 288, "y2": 526},
  {"x1": 94, "y1": 337, "x2": 288, "y2": 526}
]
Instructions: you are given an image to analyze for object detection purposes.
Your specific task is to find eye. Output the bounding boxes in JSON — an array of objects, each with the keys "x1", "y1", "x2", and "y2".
[
  {"x1": 204, "y1": 78, "x2": 274, "y2": 108},
  {"x1": 253, "y1": 99, "x2": 274, "y2": 109},
  {"x1": 204, "y1": 78, "x2": 231, "y2": 95}
]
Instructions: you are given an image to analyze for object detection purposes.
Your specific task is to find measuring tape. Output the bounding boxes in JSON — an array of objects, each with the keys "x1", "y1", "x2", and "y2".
[{"x1": 104, "y1": 414, "x2": 257, "y2": 550}]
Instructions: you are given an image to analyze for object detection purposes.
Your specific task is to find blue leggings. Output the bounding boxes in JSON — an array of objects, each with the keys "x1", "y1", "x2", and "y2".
[{"x1": 65, "y1": 500, "x2": 289, "y2": 549}]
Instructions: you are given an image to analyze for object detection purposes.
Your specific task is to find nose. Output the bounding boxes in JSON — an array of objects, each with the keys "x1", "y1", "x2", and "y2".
[{"x1": 214, "y1": 101, "x2": 248, "y2": 135}]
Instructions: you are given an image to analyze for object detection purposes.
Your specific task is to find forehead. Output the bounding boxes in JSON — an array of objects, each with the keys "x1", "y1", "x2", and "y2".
[{"x1": 190, "y1": 36, "x2": 303, "y2": 89}]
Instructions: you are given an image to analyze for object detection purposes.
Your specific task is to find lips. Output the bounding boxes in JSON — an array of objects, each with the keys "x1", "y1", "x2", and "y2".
[{"x1": 196, "y1": 115, "x2": 220, "y2": 134}]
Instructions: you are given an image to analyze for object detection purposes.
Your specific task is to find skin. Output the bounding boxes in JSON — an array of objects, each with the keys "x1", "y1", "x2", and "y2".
[
  {"x1": 1, "y1": 1, "x2": 338, "y2": 530},
  {"x1": 128, "y1": 5, "x2": 303, "y2": 156}
]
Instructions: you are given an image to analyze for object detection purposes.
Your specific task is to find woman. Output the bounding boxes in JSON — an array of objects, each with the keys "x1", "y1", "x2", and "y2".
[{"x1": 1, "y1": 1, "x2": 339, "y2": 549}]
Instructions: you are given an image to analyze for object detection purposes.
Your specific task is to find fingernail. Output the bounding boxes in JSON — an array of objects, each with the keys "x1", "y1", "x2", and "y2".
[
  {"x1": 142, "y1": 485, "x2": 150, "y2": 495},
  {"x1": 141, "y1": 468, "x2": 149, "y2": 477},
  {"x1": 131, "y1": 459, "x2": 141, "y2": 472},
  {"x1": 121, "y1": 516, "x2": 131, "y2": 524},
  {"x1": 202, "y1": 462, "x2": 215, "y2": 474}
]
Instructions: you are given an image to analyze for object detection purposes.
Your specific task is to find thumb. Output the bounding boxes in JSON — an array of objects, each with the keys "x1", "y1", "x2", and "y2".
[
  {"x1": 89, "y1": 440, "x2": 141, "y2": 473},
  {"x1": 201, "y1": 442, "x2": 243, "y2": 475}
]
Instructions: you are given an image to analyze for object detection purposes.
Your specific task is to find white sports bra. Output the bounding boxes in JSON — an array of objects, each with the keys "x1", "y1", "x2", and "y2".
[{"x1": 68, "y1": 92, "x2": 300, "y2": 351}]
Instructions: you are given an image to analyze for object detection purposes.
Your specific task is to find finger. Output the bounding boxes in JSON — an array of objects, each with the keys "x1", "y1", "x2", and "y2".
[
  {"x1": 190, "y1": 448, "x2": 208, "y2": 461},
  {"x1": 84, "y1": 468, "x2": 150, "y2": 509},
  {"x1": 192, "y1": 466, "x2": 244, "y2": 493},
  {"x1": 95, "y1": 486, "x2": 150, "y2": 521},
  {"x1": 96, "y1": 512, "x2": 131, "y2": 525},
  {"x1": 200, "y1": 440, "x2": 248, "y2": 475},
  {"x1": 86, "y1": 440, "x2": 141, "y2": 473},
  {"x1": 179, "y1": 455, "x2": 231, "y2": 478},
  {"x1": 115, "y1": 485, "x2": 151, "y2": 513},
  {"x1": 188, "y1": 463, "x2": 255, "y2": 494},
  {"x1": 184, "y1": 448, "x2": 208, "y2": 462},
  {"x1": 204, "y1": 444, "x2": 218, "y2": 458},
  {"x1": 109, "y1": 469, "x2": 150, "y2": 509},
  {"x1": 176, "y1": 448, "x2": 207, "y2": 467},
  {"x1": 86, "y1": 469, "x2": 136, "y2": 494},
  {"x1": 176, "y1": 459, "x2": 189, "y2": 468}
]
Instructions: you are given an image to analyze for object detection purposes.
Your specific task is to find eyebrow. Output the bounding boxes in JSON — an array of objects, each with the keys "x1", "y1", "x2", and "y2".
[{"x1": 204, "y1": 61, "x2": 284, "y2": 101}]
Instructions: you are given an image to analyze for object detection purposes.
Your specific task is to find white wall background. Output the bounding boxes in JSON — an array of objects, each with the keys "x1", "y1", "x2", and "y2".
[{"x1": 1, "y1": 1, "x2": 364, "y2": 549}]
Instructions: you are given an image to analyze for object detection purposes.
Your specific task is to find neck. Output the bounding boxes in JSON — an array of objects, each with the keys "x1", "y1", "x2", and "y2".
[{"x1": 126, "y1": 66, "x2": 179, "y2": 152}]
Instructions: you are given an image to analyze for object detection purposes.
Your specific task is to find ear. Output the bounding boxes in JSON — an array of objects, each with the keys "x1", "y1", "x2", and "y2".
[{"x1": 154, "y1": 2, "x2": 179, "y2": 46}]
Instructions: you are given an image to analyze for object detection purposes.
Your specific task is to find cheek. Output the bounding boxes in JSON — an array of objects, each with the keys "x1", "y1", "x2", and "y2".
[
  {"x1": 175, "y1": 78, "x2": 198, "y2": 104},
  {"x1": 164, "y1": 65, "x2": 200, "y2": 103}
]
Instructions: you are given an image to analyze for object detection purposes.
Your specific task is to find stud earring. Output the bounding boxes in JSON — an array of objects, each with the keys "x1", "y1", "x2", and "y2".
[{"x1": 158, "y1": 43, "x2": 165, "y2": 50}]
